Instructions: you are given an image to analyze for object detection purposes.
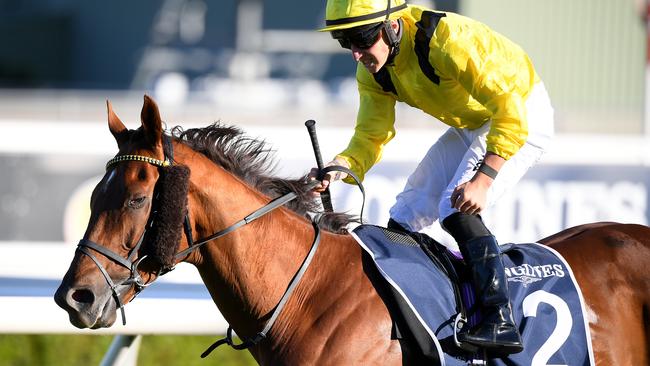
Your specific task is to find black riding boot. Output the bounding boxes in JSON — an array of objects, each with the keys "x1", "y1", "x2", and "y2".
[{"x1": 457, "y1": 235, "x2": 523, "y2": 355}]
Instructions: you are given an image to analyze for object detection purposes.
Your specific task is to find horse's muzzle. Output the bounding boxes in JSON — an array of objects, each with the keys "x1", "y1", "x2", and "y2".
[{"x1": 54, "y1": 282, "x2": 117, "y2": 329}]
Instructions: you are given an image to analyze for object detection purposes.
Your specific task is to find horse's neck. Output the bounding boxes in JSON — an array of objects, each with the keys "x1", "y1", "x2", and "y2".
[{"x1": 185, "y1": 157, "x2": 320, "y2": 337}]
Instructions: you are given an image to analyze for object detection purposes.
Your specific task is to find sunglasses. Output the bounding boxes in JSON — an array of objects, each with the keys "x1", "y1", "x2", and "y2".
[{"x1": 331, "y1": 23, "x2": 384, "y2": 50}]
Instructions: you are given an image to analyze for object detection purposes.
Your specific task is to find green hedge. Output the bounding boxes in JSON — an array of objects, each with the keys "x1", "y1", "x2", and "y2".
[{"x1": 0, "y1": 334, "x2": 257, "y2": 366}]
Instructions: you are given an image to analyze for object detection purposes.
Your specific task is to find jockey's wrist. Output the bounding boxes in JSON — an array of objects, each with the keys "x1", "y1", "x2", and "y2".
[
  {"x1": 478, "y1": 162, "x2": 498, "y2": 180},
  {"x1": 331, "y1": 156, "x2": 351, "y2": 169},
  {"x1": 325, "y1": 157, "x2": 350, "y2": 181}
]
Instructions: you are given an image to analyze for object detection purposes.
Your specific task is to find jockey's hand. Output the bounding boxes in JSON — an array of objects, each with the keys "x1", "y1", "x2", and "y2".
[
  {"x1": 451, "y1": 178, "x2": 489, "y2": 215},
  {"x1": 451, "y1": 152, "x2": 505, "y2": 215},
  {"x1": 309, "y1": 157, "x2": 349, "y2": 193}
]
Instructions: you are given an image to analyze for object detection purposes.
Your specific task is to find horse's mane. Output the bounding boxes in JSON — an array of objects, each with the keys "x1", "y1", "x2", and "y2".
[{"x1": 169, "y1": 123, "x2": 357, "y2": 233}]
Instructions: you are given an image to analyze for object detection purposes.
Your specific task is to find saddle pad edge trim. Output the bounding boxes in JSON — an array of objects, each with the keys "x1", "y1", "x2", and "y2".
[
  {"x1": 526, "y1": 242, "x2": 596, "y2": 365},
  {"x1": 350, "y1": 231, "x2": 447, "y2": 365}
]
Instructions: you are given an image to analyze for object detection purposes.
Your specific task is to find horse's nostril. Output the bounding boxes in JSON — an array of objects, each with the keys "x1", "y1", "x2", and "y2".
[{"x1": 71, "y1": 289, "x2": 95, "y2": 304}]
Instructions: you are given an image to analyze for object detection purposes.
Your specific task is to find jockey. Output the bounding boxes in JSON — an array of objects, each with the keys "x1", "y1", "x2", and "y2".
[{"x1": 311, "y1": 0, "x2": 554, "y2": 355}]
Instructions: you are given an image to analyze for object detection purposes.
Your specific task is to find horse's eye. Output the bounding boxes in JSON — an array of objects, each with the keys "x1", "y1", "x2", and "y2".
[{"x1": 127, "y1": 196, "x2": 147, "y2": 209}]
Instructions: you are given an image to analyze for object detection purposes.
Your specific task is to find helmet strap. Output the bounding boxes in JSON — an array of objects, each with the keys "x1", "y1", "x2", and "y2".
[
  {"x1": 383, "y1": 0, "x2": 403, "y2": 65},
  {"x1": 385, "y1": 18, "x2": 403, "y2": 65}
]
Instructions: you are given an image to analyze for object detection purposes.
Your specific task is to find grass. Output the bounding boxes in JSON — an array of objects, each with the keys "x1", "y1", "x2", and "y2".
[{"x1": 0, "y1": 334, "x2": 257, "y2": 366}]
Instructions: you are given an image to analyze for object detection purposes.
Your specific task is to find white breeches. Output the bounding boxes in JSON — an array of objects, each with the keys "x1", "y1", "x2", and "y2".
[{"x1": 389, "y1": 82, "x2": 555, "y2": 232}]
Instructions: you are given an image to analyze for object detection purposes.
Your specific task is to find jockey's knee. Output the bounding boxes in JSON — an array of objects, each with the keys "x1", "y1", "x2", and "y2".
[
  {"x1": 387, "y1": 218, "x2": 409, "y2": 232},
  {"x1": 441, "y1": 212, "x2": 492, "y2": 245}
]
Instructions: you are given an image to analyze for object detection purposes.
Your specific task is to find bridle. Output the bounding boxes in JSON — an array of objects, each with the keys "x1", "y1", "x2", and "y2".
[
  {"x1": 75, "y1": 134, "x2": 323, "y2": 354},
  {"x1": 76, "y1": 152, "x2": 172, "y2": 326}
]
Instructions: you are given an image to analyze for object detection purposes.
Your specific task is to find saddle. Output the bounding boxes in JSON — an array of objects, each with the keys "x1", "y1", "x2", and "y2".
[{"x1": 351, "y1": 224, "x2": 595, "y2": 366}]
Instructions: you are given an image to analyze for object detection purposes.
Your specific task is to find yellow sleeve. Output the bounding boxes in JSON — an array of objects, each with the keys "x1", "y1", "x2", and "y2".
[
  {"x1": 337, "y1": 67, "x2": 397, "y2": 183},
  {"x1": 433, "y1": 19, "x2": 534, "y2": 159}
]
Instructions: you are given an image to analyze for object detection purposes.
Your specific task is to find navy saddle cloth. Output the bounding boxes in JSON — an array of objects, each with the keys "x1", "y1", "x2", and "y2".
[{"x1": 351, "y1": 224, "x2": 595, "y2": 366}]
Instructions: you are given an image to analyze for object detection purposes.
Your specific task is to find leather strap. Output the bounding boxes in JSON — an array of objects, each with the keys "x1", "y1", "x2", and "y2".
[
  {"x1": 172, "y1": 182, "x2": 315, "y2": 260},
  {"x1": 320, "y1": 165, "x2": 366, "y2": 223},
  {"x1": 201, "y1": 219, "x2": 323, "y2": 356},
  {"x1": 77, "y1": 245, "x2": 128, "y2": 325}
]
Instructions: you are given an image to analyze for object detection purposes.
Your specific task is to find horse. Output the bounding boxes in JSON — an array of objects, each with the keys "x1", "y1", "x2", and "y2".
[{"x1": 55, "y1": 95, "x2": 650, "y2": 365}]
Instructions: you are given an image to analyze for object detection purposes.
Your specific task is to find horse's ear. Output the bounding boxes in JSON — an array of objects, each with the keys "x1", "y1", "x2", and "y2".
[
  {"x1": 107, "y1": 100, "x2": 128, "y2": 146},
  {"x1": 141, "y1": 95, "x2": 163, "y2": 148}
]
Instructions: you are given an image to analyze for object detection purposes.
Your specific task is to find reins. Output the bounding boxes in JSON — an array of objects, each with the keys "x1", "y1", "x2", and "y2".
[{"x1": 173, "y1": 185, "x2": 313, "y2": 262}]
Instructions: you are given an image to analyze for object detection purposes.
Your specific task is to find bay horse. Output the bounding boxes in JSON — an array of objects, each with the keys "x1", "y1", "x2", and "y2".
[{"x1": 55, "y1": 96, "x2": 649, "y2": 365}]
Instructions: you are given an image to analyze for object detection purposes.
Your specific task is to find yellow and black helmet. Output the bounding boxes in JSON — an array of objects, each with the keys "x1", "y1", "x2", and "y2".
[{"x1": 320, "y1": 0, "x2": 409, "y2": 32}]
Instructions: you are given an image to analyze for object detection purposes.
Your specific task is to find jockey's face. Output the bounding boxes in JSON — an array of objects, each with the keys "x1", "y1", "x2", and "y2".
[
  {"x1": 350, "y1": 29, "x2": 390, "y2": 74},
  {"x1": 332, "y1": 20, "x2": 398, "y2": 74}
]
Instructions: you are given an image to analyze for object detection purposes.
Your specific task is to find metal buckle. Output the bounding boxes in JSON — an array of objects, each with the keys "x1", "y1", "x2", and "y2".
[
  {"x1": 453, "y1": 313, "x2": 479, "y2": 353},
  {"x1": 131, "y1": 255, "x2": 155, "y2": 291}
]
